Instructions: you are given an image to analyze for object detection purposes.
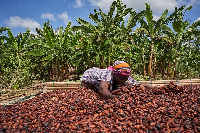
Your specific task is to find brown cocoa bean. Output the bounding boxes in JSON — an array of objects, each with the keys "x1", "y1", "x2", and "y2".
[{"x1": 0, "y1": 84, "x2": 199, "y2": 132}]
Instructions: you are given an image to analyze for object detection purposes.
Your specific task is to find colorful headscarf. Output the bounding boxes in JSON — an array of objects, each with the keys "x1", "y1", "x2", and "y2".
[{"x1": 107, "y1": 61, "x2": 131, "y2": 75}]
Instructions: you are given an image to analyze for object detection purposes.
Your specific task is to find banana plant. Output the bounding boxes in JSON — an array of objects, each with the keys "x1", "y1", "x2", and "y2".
[
  {"x1": 0, "y1": 27, "x2": 32, "y2": 89},
  {"x1": 27, "y1": 21, "x2": 77, "y2": 81},
  {"x1": 161, "y1": 5, "x2": 200, "y2": 78},
  {"x1": 0, "y1": 27, "x2": 11, "y2": 70},
  {"x1": 75, "y1": 0, "x2": 145, "y2": 68},
  {"x1": 136, "y1": 3, "x2": 168, "y2": 78},
  {"x1": 0, "y1": 27, "x2": 30, "y2": 70}
]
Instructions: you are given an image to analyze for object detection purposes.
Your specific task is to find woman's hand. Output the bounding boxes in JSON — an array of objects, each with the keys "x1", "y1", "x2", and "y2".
[{"x1": 99, "y1": 80, "x2": 116, "y2": 99}]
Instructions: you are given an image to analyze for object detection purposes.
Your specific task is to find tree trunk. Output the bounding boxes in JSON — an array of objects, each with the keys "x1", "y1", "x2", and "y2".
[
  {"x1": 48, "y1": 65, "x2": 52, "y2": 80},
  {"x1": 171, "y1": 62, "x2": 176, "y2": 79},
  {"x1": 167, "y1": 62, "x2": 171, "y2": 79},
  {"x1": 142, "y1": 48, "x2": 146, "y2": 77},
  {"x1": 148, "y1": 43, "x2": 154, "y2": 78},
  {"x1": 60, "y1": 62, "x2": 64, "y2": 81},
  {"x1": 162, "y1": 61, "x2": 165, "y2": 79},
  {"x1": 143, "y1": 64, "x2": 146, "y2": 77},
  {"x1": 153, "y1": 51, "x2": 157, "y2": 78}
]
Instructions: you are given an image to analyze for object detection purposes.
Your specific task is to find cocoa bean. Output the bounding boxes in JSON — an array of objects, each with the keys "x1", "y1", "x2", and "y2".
[{"x1": 0, "y1": 84, "x2": 199, "y2": 132}]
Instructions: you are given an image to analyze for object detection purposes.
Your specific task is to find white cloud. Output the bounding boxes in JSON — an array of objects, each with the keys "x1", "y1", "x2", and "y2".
[
  {"x1": 179, "y1": 0, "x2": 200, "y2": 8},
  {"x1": 88, "y1": 0, "x2": 199, "y2": 15},
  {"x1": 5, "y1": 16, "x2": 40, "y2": 31},
  {"x1": 40, "y1": 12, "x2": 73, "y2": 26},
  {"x1": 58, "y1": 12, "x2": 71, "y2": 25},
  {"x1": 146, "y1": 0, "x2": 178, "y2": 13},
  {"x1": 89, "y1": 0, "x2": 114, "y2": 11},
  {"x1": 153, "y1": 14, "x2": 161, "y2": 21},
  {"x1": 196, "y1": 17, "x2": 200, "y2": 22},
  {"x1": 88, "y1": 0, "x2": 178, "y2": 15},
  {"x1": 41, "y1": 13, "x2": 56, "y2": 21},
  {"x1": 74, "y1": 0, "x2": 84, "y2": 8}
]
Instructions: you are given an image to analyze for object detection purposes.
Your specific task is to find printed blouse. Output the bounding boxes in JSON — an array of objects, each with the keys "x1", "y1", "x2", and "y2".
[{"x1": 81, "y1": 67, "x2": 139, "y2": 91}]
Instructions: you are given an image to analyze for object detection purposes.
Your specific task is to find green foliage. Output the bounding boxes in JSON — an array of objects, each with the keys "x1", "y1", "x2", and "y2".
[
  {"x1": 0, "y1": 0, "x2": 199, "y2": 90},
  {"x1": 0, "y1": 27, "x2": 33, "y2": 89},
  {"x1": 76, "y1": 0, "x2": 144, "y2": 68}
]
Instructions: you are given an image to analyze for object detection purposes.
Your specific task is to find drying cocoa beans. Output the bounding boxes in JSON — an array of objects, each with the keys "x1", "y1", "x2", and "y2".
[{"x1": 0, "y1": 83, "x2": 199, "y2": 132}]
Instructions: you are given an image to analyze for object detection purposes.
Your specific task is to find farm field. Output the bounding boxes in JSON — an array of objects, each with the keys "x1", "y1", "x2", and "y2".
[
  {"x1": 0, "y1": 0, "x2": 199, "y2": 132},
  {"x1": 1, "y1": 1, "x2": 199, "y2": 93}
]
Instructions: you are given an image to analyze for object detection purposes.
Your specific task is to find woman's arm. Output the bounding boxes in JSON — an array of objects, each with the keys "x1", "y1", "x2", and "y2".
[
  {"x1": 126, "y1": 77, "x2": 154, "y2": 89},
  {"x1": 99, "y1": 80, "x2": 116, "y2": 99},
  {"x1": 125, "y1": 76, "x2": 140, "y2": 86}
]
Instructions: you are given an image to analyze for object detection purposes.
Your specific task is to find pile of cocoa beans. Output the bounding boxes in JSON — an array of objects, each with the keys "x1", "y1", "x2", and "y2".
[{"x1": 0, "y1": 83, "x2": 199, "y2": 132}]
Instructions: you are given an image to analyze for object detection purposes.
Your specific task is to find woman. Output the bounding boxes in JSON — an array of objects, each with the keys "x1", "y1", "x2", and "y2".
[{"x1": 81, "y1": 61, "x2": 153, "y2": 99}]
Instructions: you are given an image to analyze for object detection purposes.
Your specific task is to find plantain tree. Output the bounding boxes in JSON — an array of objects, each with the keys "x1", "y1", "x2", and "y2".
[
  {"x1": 75, "y1": 0, "x2": 145, "y2": 69},
  {"x1": 136, "y1": 3, "x2": 169, "y2": 78},
  {"x1": 0, "y1": 27, "x2": 32, "y2": 89},
  {"x1": 161, "y1": 5, "x2": 200, "y2": 79},
  {"x1": 28, "y1": 21, "x2": 78, "y2": 81}
]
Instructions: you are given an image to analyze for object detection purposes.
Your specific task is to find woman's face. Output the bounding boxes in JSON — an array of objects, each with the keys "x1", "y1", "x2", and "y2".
[{"x1": 113, "y1": 74, "x2": 129, "y2": 85}]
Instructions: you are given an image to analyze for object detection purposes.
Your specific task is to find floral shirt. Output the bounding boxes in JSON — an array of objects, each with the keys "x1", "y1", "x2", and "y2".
[{"x1": 81, "y1": 67, "x2": 139, "y2": 91}]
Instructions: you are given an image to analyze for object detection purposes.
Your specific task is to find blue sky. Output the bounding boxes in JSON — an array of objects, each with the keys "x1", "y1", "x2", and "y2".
[{"x1": 0, "y1": 0, "x2": 200, "y2": 36}]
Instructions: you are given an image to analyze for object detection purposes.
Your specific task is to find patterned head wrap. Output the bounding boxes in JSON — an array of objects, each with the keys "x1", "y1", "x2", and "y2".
[{"x1": 107, "y1": 61, "x2": 131, "y2": 75}]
